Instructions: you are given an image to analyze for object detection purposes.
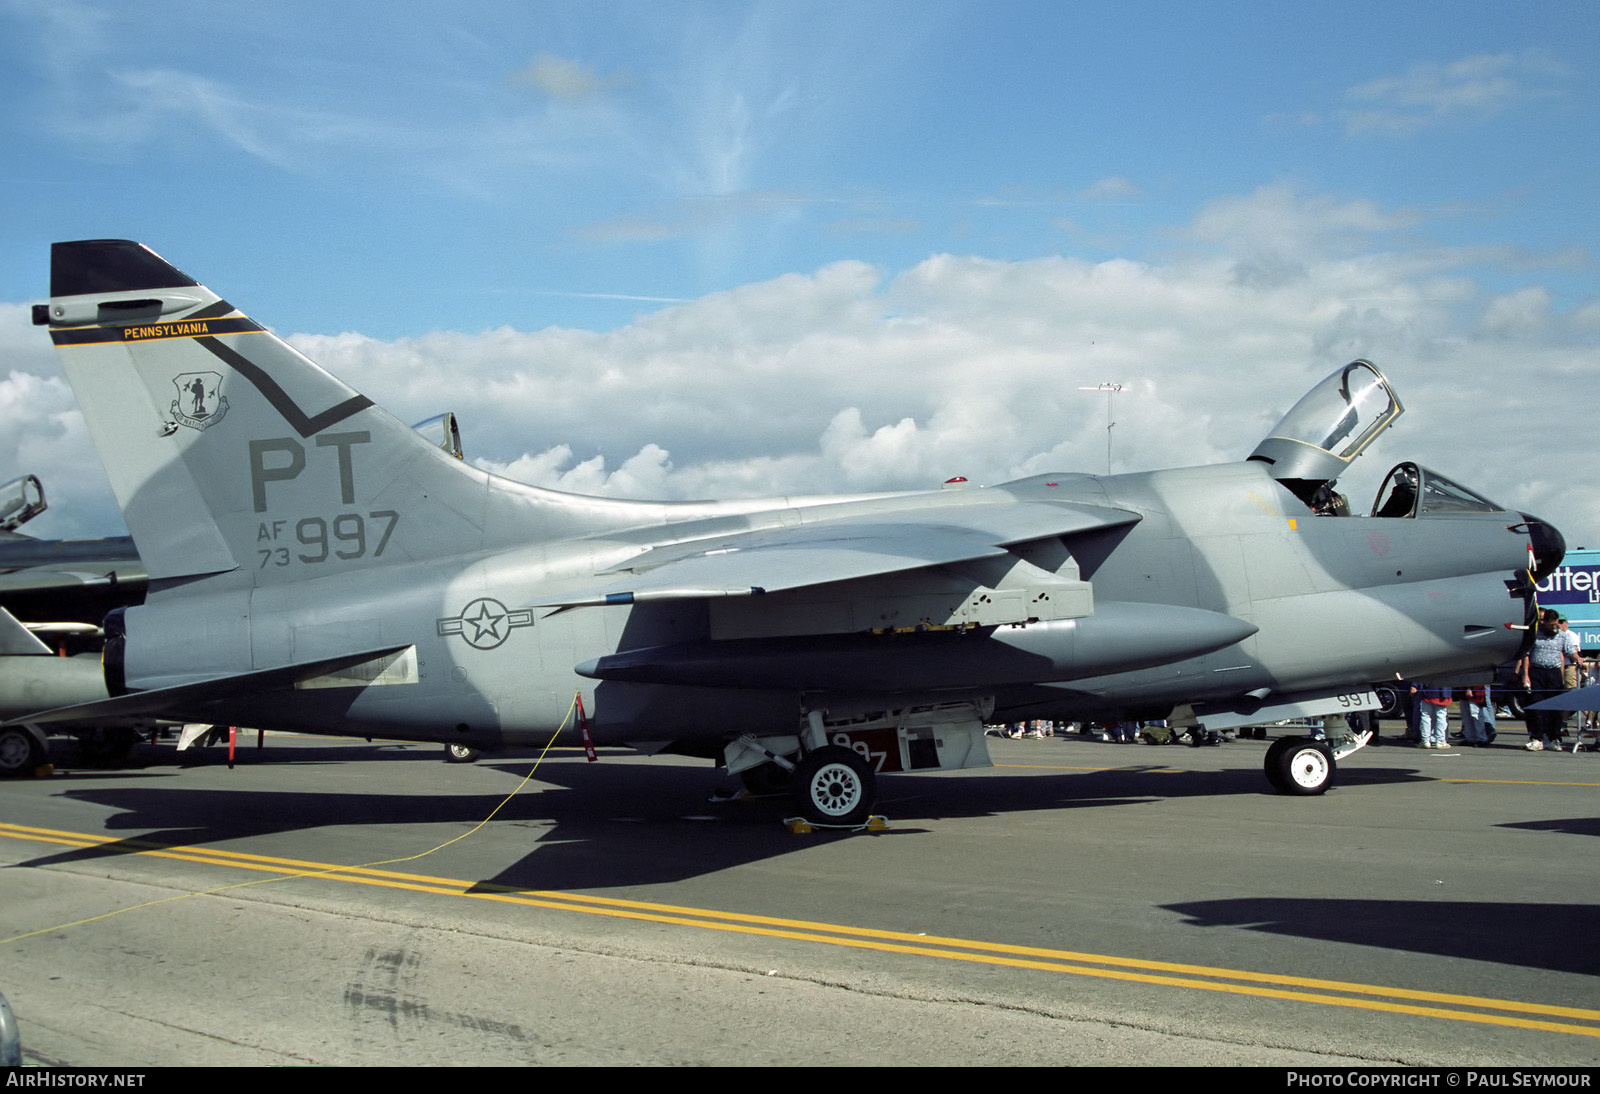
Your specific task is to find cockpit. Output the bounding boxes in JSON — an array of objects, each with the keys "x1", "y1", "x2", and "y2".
[
  {"x1": 1248, "y1": 359, "x2": 1566, "y2": 579},
  {"x1": 1249, "y1": 360, "x2": 1502, "y2": 518}
]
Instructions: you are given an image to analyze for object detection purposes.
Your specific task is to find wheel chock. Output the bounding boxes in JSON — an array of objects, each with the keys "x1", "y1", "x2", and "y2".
[{"x1": 783, "y1": 814, "x2": 889, "y2": 834}]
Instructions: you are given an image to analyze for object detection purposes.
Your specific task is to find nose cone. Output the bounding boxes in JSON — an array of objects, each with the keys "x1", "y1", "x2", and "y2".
[{"x1": 1518, "y1": 512, "x2": 1566, "y2": 583}]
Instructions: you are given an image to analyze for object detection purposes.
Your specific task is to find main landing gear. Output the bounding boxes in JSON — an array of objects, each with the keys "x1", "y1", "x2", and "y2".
[
  {"x1": 724, "y1": 701, "x2": 990, "y2": 827},
  {"x1": 0, "y1": 726, "x2": 45, "y2": 777},
  {"x1": 735, "y1": 747, "x2": 880, "y2": 826},
  {"x1": 790, "y1": 746, "x2": 877, "y2": 827}
]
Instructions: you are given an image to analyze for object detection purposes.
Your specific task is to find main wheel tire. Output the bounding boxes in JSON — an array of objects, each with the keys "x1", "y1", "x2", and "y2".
[
  {"x1": 444, "y1": 742, "x2": 481, "y2": 763},
  {"x1": 1263, "y1": 737, "x2": 1294, "y2": 792},
  {"x1": 1373, "y1": 685, "x2": 1402, "y2": 720},
  {"x1": 0, "y1": 727, "x2": 44, "y2": 777},
  {"x1": 791, "y1": 746, "x2": 876, "y2": 826},
  {"x1": 1265, "y1": 737, "x2": 1335, "y2": 796},
  {"x1": 740, "y1": 762, "x2": 793, "y2": 796}
]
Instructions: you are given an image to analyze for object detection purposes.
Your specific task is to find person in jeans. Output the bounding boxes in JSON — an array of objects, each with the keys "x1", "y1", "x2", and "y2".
[
  {"x1": 1458, "y1": 684, "x2": 1496, "y2": 746},
  {"x1": 1411, "y1": 682, "x2": 1453, "y2": 749}
]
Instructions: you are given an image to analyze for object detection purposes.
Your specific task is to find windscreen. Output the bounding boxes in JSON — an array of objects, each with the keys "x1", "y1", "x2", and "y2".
[{"x1": 1372, "y1": 462, "x2": 1506, "y2": 518}]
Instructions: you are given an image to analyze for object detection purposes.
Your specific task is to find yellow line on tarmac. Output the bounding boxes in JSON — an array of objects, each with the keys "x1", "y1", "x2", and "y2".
[
  {"x1": 992, "y1": 762, "x2": 1166, "y2": 772},
  {"x1": 3, "y1": 821, "x2": 1597, "y2": 1038},
  {"x1": 1435, "y1": 777, "x2": 1600, "y2": 787}
]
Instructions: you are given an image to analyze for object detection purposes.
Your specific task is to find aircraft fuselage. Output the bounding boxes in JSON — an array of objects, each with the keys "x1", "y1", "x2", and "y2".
[{"x1": 113, "y1": 458, "x2": 1528, "y2": 751}]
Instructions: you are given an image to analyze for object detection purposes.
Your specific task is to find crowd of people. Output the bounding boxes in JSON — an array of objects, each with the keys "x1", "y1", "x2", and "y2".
[{"x1": 1389, "y1": 608, "x2": 1597, "y2": 753}]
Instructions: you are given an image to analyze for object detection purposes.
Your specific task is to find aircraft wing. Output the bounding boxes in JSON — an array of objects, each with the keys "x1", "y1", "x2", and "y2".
[
  {"x1": 0, "y1": 535, "x2": 147, "y2": 600},
  {"x1": 0, "y1": 569, "x2": 143, "y2": 593},
  {"x1": 1526, "y1": 685, "x2": 1600, "y2": 712},
  {"x1": 535, "y1": 500, "x2": 1140, "y2": 606}
]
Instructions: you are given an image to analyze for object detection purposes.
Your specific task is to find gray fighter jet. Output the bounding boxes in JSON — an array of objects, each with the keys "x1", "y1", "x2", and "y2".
[
  {"x1": 0, "y1": 475, "x2": 138, "y2": 773},
  {"x1": 13, "y1": 240, "x2": 1563, "y2": 819}
]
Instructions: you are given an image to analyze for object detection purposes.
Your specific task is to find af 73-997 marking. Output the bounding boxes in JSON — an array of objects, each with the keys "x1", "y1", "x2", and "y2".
[{"x1": 257, "y1": 510, "x2": 398, "y2": 568}]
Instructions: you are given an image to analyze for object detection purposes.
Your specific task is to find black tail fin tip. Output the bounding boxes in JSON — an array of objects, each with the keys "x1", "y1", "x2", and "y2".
[{"x1": 51, "y1": 240, "x2": 198, "y2": 299}]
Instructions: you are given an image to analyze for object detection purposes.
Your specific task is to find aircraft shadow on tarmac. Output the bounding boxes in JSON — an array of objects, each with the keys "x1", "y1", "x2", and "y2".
[
  {"x1": 1496, "y1": 816, "x2": 1600, "y2": 839},
  {"x1": 15, "y1": 746, "x2": 1441, "y2": 892},
  {"x1": 1164, "y1": 897, "x2": 1600, "y2": 977},
  {"x1": 6, "y1": 748, "x2": 1353, "y2": 888}
]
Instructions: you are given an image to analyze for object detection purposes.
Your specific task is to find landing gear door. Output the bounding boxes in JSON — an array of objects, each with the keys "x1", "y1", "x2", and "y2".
[{"x1": 1248, "y1": 360, "x2": 1403, "y2": 492}]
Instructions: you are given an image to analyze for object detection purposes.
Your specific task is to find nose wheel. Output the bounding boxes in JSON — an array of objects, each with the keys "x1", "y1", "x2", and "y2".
[{"x1": 1265, "y1": 737, "x2": 1336, "y2": 795}]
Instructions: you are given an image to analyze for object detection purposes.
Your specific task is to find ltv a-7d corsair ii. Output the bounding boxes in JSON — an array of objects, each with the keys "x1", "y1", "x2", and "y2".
[{"x1": 15, "y1": 240, "x2": 1563, "y2": 820}]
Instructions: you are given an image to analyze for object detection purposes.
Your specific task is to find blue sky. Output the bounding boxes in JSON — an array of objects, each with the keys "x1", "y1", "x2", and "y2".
[{"x1": 1, "y1": 0, "x2": 1596, "y2": 542}]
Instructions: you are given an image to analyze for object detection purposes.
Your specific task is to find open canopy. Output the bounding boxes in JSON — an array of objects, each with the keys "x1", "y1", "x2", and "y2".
[{"x1": 1248, "y1": 360, "x2": 1403, "y2": 491}]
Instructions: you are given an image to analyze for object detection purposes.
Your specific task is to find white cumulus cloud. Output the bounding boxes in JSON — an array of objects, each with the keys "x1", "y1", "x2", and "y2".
[{"x1": 1, "y1": 187, "x2": 1595, "y2": 546}]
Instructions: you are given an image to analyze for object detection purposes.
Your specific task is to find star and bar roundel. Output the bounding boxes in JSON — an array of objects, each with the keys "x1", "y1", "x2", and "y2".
[{"x1": 436, "y1": 597, "x2": 535, "y2": 650}]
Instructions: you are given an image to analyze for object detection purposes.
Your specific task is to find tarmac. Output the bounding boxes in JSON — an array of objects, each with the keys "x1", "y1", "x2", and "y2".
[{"x1": 1, "y1": 720, "x2": 1597, "y2": 1066}]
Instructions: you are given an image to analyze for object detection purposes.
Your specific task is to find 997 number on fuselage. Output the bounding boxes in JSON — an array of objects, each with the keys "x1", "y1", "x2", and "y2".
[{"x1": 257, "y1": 510, "x2": 398, "y2": 568}]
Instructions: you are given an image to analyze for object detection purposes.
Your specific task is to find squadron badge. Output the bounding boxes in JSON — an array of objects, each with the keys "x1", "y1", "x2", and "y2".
[{"x1": 170, "y1": 371, "x2": 229, "y2": 430}]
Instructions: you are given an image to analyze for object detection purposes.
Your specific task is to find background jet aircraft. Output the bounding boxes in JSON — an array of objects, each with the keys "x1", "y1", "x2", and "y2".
[
  {"x1": 14, "y1": 240, "x2": 1564, "y2": 820},
  {"x1": 0, "y1": 605, "x2": 121, "y2": 775},
  {"x1": 0, "y1": 475, "x2": 140, "y2": 773}
]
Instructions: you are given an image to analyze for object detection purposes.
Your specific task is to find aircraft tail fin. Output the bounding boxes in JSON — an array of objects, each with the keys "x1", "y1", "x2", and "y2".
[{"x1": 38, "y1": 240, "x2": 539, "y2": 584}]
